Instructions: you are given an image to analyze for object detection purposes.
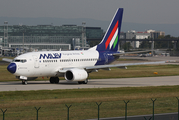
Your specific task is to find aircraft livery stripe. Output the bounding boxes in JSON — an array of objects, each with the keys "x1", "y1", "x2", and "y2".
[
  {"x1": 113, "y1": 35, "x2": 118, "y2": 49},
  {"x1": 109, "y1": 28, "x2": 118, "y2": 49},
  {"x1": 105, "y1": 20, "x2": 119, "y2": 49}
]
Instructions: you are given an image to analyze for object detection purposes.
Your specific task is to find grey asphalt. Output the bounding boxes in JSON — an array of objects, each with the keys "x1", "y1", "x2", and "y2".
[{"x1": 0, "y1": 76, "x2": 179, "y2": 91}]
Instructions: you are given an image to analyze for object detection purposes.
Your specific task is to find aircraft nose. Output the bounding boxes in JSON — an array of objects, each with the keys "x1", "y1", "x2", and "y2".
[{"x1": 7, "y1": 63, "x2": 17, "y2": 74}]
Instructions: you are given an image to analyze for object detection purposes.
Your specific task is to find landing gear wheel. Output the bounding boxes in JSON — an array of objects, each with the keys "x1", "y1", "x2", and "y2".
[
  {"x1": 78, "y1": 79, "x2": 88, "y2": 84},
  {"x1": 50, "y1": 77, "x2": 59, "y2": 84},
  {"x1": 78, "y1": 81, "x2": 83, "y2": 84},
  {"x1": 83, "y1": 79, "x2": 88, "y2": 84},
  {"x1": 22, "y1": 80, "x2": 27, "y2": 85},
  {"x1": 54, "y1": 77, "x2": 59, "y2": 84},
  {"x1": 50, "y1": 77, "x2": 55, "y2": 83},
  {"x1": 22, "y1": 80, "x2": 25, "y2": 84},
  {"x1": 25, "y1": 80, "x2": 27, "y2": 85}
]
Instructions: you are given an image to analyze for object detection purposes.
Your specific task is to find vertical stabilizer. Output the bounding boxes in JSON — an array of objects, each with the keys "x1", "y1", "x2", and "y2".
[{"x1": 96, "y1": 8, "x2": 123, "y2": 52}]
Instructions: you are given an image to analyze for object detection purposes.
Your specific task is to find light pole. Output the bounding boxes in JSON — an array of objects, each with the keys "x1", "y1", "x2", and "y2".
[
  {"x1": 82, "y1": 22, "x2": 86, "y2": 49},
  {"x1": 22, "y1": 30, "x2": 26, "y2": 54}
]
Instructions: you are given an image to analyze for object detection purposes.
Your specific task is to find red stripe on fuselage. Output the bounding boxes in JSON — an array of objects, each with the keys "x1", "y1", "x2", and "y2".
[{"x1": 105, "y1": 21, "x2": 118, "y2": 49}]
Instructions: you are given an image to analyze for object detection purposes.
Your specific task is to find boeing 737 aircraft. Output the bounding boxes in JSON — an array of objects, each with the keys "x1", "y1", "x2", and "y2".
[{"x1": 3, "y1": 8, "x2": 164, "y2": 85}]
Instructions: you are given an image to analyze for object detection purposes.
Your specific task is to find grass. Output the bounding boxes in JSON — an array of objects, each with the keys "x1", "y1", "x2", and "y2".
[
  {"x1": 0, "y1": 86, "x2": 179, "y2": 119},
  {"x1": 89, "y1": 64, "x2": 179, "y2": 79}
]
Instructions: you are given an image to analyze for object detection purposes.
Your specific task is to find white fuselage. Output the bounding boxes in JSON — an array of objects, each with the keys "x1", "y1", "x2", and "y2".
[{"x1": 13, "y1": 50, "x2": 99, "y2": 77}]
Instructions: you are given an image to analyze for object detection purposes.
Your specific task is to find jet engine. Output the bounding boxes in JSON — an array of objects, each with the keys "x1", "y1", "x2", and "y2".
[{"x1": 64, "y1": 68, "x2": 88, "y2": 81}]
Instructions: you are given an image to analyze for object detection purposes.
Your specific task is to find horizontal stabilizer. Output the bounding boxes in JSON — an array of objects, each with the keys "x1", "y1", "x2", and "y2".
[
  {"x1": 113, "y1": 50, "x2": 153, "y2": 56},
  {"x1": 2, "y1": 58, "x2": 13, "y2": 63}
]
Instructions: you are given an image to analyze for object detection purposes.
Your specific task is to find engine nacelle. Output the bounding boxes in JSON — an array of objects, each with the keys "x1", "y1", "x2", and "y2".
[{"x1": 64, "y1": 68, "x2": 88, "y2": 81}]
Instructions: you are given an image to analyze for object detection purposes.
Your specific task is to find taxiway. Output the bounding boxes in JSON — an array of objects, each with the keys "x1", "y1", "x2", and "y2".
[{"x1": 0, "y1": 76, "x2": 178, "y2": 91}]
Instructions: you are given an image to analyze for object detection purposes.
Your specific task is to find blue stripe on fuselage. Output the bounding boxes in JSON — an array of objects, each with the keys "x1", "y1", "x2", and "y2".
[{"x1": 95, "y1": 51, "x2": 120, "y2": 65}]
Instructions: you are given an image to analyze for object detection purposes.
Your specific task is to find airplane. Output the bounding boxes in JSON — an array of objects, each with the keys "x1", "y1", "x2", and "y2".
[{"x1": 3, "y1": 8, "x2": 165, "y2": 85}]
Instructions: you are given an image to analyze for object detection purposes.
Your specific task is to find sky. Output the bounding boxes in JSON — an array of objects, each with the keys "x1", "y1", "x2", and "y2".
[{"x1": 0, "y1": 0, "x2": 179, "y2": 24}]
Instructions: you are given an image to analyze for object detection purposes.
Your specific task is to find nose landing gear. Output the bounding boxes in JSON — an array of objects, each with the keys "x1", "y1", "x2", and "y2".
[{"x1": 22, "y1": 80, "x2": 27, "y2": 85}]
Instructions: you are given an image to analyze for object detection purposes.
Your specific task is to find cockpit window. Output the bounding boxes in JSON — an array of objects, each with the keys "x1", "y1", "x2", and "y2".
[{"x1": 13, "y1": 59, "x2": 27, "y2": 63}]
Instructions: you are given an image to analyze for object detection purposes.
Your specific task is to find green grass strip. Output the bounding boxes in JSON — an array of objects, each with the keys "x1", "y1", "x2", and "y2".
[{"x1": 0, "y1": 86, "x2": 179, "y2": 120}]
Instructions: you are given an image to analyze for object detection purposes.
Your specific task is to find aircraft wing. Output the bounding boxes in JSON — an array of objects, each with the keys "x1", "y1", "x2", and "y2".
[
  {"x1": 58, "y1": 61, "x2": 165, "y2": 73},
  {"x1": 58, "y1": 67, "x2": 76, "y2": 73},
  {"x1": 113, "y1": 50, "x2": 152, "y2": 56},
  {"x1": 85, "y1": 61, "x2": 165, "y2": 70},
  {"x1": 2, "y1": 58, "x2": 13, "y2": 63}
]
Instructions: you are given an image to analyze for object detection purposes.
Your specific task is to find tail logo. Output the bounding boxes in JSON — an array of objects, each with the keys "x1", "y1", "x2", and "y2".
[
  {"x1": 105, "y1": 20, "x2": 119, "y2": 50},
  {"x1": 94, "y1": 8, "x2": 123, "y2": 52}
]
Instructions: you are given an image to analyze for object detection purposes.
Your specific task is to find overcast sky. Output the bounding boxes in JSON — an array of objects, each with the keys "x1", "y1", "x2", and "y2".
[{"x1": 0, "y1": 0, "x2": 179, "y2": 24}]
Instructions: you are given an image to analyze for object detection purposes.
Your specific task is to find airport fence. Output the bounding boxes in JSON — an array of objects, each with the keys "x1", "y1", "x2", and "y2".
[{"x1": 1, "y1": 97, "x2": 179, "y2": 120}]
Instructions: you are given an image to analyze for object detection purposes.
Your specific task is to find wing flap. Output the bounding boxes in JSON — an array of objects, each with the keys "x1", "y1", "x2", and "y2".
[{"x1": 57, "y1": 61, "x2": 165, "y2": 73}]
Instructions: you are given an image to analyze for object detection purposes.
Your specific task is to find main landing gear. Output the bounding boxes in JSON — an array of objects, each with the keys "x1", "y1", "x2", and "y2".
[
  {"x1": 50, "y1": 77, "x2": 59, "y2": 84},
  {"x1": 78, "y1": 79, "x2": 88, "y2": 84}
]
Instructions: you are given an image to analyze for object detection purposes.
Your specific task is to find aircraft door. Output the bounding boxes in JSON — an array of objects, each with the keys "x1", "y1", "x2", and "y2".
[
  {"x1": 68, "y1": 57, "x2": 73, "y2": 66},
  {"x1": 33, "y1": 55, "x2": 39, "y2": 68}
]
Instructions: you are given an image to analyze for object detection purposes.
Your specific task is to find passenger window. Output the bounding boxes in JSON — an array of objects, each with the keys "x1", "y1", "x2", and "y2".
[
  {"x1": 23, "y1": 60, "x2": 27, "y2": 63},
  {"x1": 13, "y1": 59, "x2": 27, "y2": 63}
]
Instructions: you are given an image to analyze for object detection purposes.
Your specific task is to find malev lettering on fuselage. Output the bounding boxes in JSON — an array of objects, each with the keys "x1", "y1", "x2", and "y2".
[{"x1": 39, "y1": 53, "x2": 62, "y2": 59}]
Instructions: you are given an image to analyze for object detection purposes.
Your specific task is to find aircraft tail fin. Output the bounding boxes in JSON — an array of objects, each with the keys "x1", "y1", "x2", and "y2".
[{"x1": 95, "y1": 8, "x2": 123, "y2": 52}]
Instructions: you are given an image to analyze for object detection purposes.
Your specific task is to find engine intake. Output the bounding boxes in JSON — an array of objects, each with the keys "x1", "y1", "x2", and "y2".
[{"x1": 65, "y1": 68, "x2": 88, "y2": 81}]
